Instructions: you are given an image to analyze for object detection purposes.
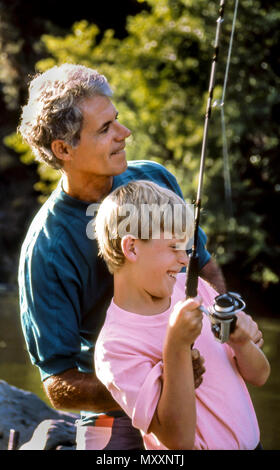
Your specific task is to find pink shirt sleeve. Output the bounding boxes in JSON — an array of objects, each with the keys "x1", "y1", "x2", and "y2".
[{"x1": 95, "y1": 334, "x2": 163, "y2": 433}]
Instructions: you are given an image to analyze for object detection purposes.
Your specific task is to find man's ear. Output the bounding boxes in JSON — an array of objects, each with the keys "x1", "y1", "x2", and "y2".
[
  {"x1": 121, "y1": 235, "x2": 138, "y2": 262},
  {"x1": 51, "y1": 139, "x2": 73, "y2": 163}
]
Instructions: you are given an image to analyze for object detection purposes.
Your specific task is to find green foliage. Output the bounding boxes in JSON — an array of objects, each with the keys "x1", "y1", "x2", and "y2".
[{"x1": 6, "y1": 0, "x2": 280, "y2": 287}]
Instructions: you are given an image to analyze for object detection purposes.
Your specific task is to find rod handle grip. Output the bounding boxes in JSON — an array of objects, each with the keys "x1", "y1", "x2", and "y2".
[{"x1": 186, "y1": 253, "x2": 199, "y2": 298}]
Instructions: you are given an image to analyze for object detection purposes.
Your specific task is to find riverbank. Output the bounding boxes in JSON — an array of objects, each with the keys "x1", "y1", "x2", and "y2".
[{"x1": 0, "y1": 380, "x2": 78, "y2": 450}]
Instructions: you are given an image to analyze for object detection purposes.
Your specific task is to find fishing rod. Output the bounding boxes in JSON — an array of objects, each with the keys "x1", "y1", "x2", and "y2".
[{"x1": 185, "y1": 0, "x2": 245, "y2": 343}]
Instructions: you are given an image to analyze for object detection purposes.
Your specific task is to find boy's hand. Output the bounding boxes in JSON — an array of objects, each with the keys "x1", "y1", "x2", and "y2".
[
  {"x1": 166, "y1": 297, "x2": 203, "y2": 350},
  {"x1": 191, "y1": 348, "x2": 205, "y2": 388},
  {"x1": 226, "y1": 311, "x2": 270, "y2": 386},
  {"x1": 228, "y1": 311, "x2": 263, "y2": 348}
]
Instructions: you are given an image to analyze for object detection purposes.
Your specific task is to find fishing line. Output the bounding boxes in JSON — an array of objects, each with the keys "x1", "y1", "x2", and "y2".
[
  {"x1": 214, "y1": 0, "x2": 239, "y2": 218},
  {"x1": 185, "y1": 0, "x2": 245, "y2": 344},
  {"x1": 186, "y1": 0, "x2": 226, "y2": 299}
]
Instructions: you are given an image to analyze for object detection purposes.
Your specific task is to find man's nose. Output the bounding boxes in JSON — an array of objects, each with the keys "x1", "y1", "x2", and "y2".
[{"x1": 116, "y1": 122, "x2": 131, "y2": 140}]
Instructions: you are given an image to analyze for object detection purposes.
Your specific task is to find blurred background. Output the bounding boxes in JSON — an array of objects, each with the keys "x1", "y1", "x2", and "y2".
[{"x1": 0, "y1": 0, "x2": 279, "y2": 449}]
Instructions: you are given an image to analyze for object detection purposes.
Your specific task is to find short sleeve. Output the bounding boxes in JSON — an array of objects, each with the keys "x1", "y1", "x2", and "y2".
[
  {"x1": 132, "y1": 361, "x2": 163, "y2": 432},
  {"x1": 18, "y1": 229, "x2": 83, "y2": 380},
  {"x1": 95, "y1": 334, "x2": 163, "y2": 433}
]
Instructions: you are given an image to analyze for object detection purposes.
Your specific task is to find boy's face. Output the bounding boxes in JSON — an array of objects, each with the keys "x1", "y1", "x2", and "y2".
[{"x1": 135, "y1": 233, "x2": 188, "y2": 299}]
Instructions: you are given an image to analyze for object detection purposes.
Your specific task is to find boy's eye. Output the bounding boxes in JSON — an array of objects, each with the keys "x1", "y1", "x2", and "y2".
[
  {"x1": 170, "y1": 244, "x2": 180, "y2": 250},
  {"x1": 172, "y1": 242, "x2": 187, "y2": 251}
]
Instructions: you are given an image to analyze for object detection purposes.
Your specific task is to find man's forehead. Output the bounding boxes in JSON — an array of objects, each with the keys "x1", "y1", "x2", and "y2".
[{"x1": 79, "y1": 95, "x2": 116, "y2": 125}]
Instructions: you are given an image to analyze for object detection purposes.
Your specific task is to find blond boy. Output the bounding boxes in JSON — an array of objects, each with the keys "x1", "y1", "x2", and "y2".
[{"x1": 94, "y1": 180, "x2": 270, "y2": 450}]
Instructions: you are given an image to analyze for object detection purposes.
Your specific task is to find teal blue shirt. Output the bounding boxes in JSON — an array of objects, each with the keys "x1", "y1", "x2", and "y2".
[{"x1": 18, "y1": 160, "x2": 210, "y2": 382}]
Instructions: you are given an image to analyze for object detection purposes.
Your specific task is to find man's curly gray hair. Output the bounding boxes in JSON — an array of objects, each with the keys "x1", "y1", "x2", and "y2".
[{"x1": 18, "y1": 63, "x2": 113, "y2": 169}]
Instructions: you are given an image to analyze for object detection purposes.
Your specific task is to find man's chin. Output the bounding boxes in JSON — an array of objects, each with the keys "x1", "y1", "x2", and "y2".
[{"x1": 113, "y1": 157, "x2": 128, "y2": 175}]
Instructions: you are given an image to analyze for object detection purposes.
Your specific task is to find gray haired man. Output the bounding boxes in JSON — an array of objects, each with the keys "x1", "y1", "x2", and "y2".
[{"x1": 18, "y1": 63, "x2": 225, "y2": 449}]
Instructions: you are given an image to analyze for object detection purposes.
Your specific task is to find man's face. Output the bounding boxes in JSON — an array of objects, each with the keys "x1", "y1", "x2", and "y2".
[
  {"x1": 69, "y1": 95, "x2": 131, "y2": 176},
  {"x1": 135, "y1": 233, "x2": 189, "y2": 299}
]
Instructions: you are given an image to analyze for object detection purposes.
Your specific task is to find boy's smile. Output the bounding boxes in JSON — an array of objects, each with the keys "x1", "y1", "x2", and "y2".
[
  {"x1": 114, "y1": 233, "x2": 189, "y2": 315},
  {"x1": 137, "y1": 234, "x2": 188, "y2": 298}
]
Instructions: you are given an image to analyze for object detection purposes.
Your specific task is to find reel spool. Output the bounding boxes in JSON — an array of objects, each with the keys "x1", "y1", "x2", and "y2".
[{"x1": 207, "y1": 292, "x2": 246, "y2": 343}]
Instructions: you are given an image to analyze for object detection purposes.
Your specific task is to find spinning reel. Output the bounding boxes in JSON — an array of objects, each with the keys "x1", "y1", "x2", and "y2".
[{"x1": 199, "y1": 292, "x2": 246, "y2": 343}]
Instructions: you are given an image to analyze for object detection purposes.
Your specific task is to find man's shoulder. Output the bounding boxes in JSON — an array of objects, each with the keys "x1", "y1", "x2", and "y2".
[
  {"x1": 20, "y1": 207, "x2": 63, "y2": 264},
  {"x1": 115, "y1": 160, "x2": 182, "y2": 195},
  {"x1": 21, "y1": 187, "x2": 75, "y2": 257},
  {"x1": 127, "y1": 159, "x2": 169, "y2": 175}
]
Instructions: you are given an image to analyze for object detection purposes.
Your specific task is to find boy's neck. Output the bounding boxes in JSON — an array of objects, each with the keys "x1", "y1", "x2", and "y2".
[{"x1": 113, "y1": 273, "x2": 171, "y2": 316}]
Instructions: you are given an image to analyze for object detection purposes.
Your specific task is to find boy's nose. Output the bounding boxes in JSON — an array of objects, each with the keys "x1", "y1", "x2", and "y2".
[{"x1": 177, "y1": 250, "x2": 188, "y2": 265}]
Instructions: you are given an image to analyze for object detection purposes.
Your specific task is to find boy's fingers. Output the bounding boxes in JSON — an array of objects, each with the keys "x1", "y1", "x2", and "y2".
[
  {"x1": 253, "y1": 330, "x2": 264, "y2": 348},
  {"x1": 182, "y1": 296, "x2": 203, "y2": 312},
  {"x1": 253, "y1": 329, "x2": 262, "y2": 341},
  {"x1": 256, "y1": 338, "x2": 264, "y2": 348}
]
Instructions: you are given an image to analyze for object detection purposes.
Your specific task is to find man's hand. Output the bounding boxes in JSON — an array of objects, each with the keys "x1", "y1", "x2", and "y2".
[{"x1": 191, "y1": 348, "x2": 205, "y2": 388}]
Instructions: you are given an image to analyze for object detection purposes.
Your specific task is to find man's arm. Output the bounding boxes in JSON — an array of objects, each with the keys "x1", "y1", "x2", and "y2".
[
  {"x1": 44, "y1": 350, "x2": 206, "y2": 413},
  {"x1": 199, "y1": 258, "x2": 227, "y2": 294},
  {"x1": 43, "y1": 368, "x2": 120, "y2": 412}
]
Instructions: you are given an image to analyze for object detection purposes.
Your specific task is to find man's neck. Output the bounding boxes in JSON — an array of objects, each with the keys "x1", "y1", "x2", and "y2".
[{"x1": 62, "y1": 172, "x2": 113, "y2": 202}]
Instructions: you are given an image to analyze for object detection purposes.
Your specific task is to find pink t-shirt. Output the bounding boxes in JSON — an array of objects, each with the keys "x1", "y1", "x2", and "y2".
[{"x1": 94, "y1": 274, "x2": 260, "y2": 450}]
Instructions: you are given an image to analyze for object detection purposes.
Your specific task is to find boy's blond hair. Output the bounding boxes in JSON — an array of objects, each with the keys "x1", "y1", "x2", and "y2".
[{"x1": 95, "y1": 180, "x2": 194, "y2": 274}]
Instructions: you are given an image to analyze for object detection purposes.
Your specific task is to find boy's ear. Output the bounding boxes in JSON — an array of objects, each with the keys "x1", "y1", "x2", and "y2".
[{"x1": 121, "y1": 235, "x2": 138, "y2": 262}]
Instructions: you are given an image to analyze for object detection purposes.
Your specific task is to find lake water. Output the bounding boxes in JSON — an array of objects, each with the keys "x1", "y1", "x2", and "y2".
[{"x1": 0, "y1": 290, "x2": 279, "y2": 450}]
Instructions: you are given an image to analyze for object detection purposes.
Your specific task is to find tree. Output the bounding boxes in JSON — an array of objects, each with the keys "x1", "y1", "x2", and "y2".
[
  {"x1": 6, "y1": 0, "x2": 280, "y2": 301},
  {"x1": 0, "y1": 0, "x2": 149, "y2": 282}
]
